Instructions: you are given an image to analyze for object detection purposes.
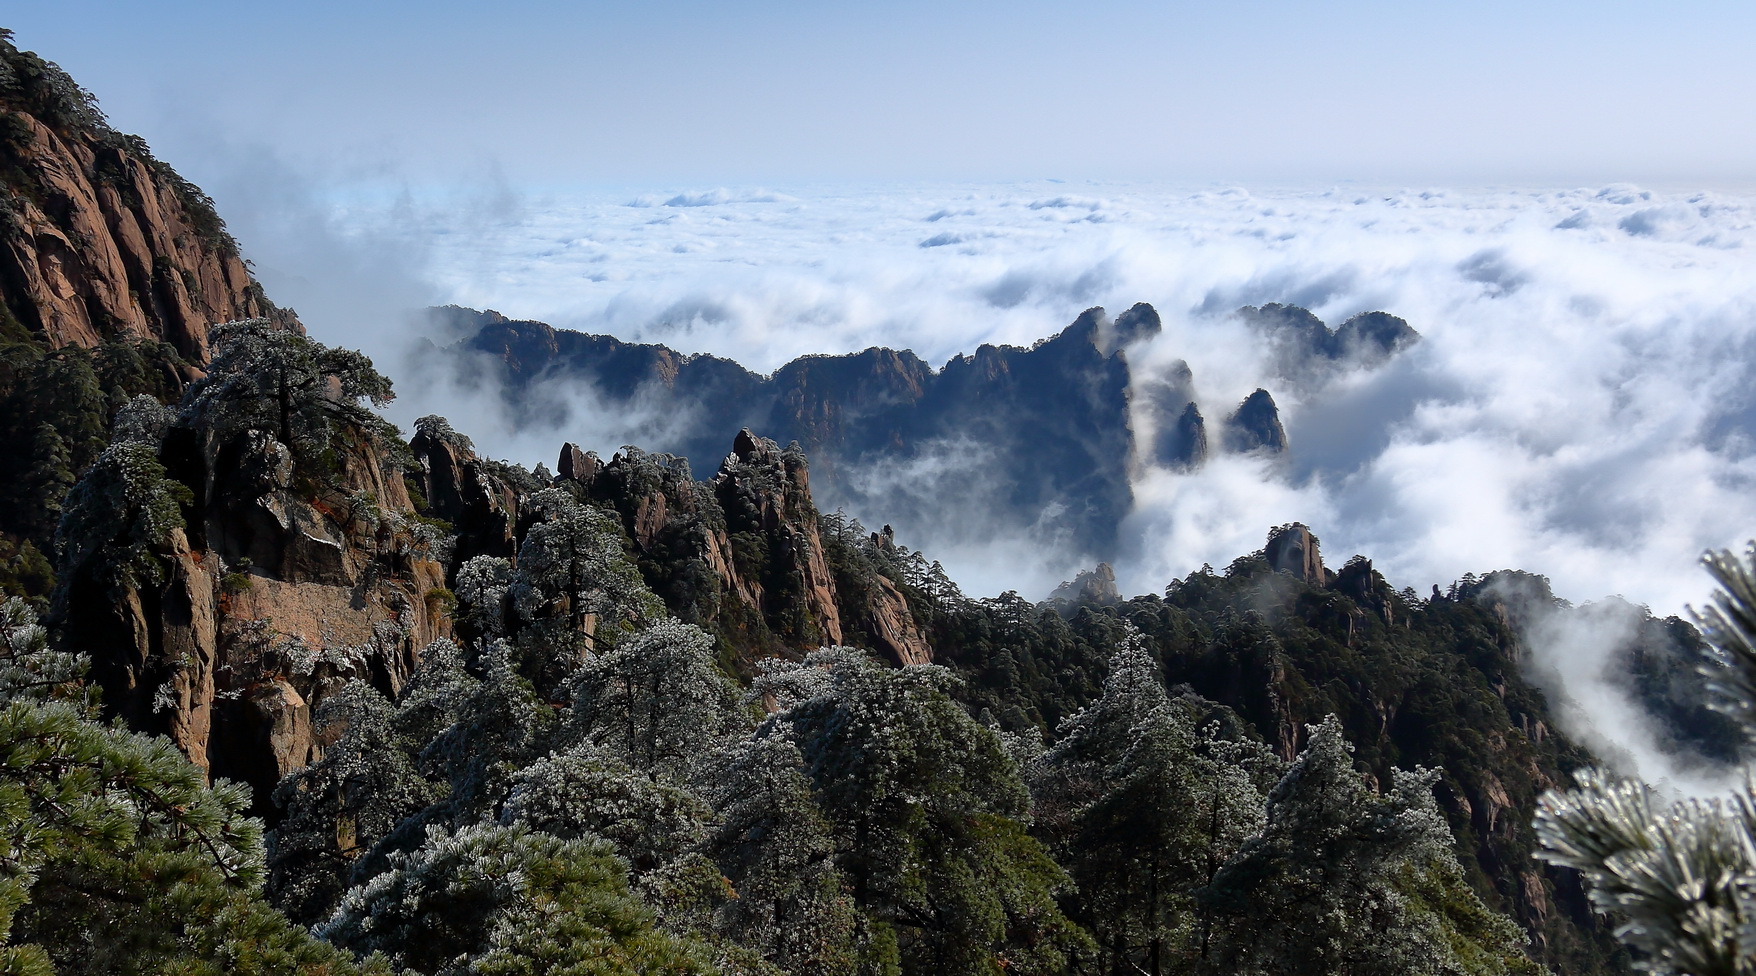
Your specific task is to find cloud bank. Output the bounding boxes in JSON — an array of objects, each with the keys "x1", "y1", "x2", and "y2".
[{"x1": 313, "y1": 180, "x2": 1756, "y2": 625}]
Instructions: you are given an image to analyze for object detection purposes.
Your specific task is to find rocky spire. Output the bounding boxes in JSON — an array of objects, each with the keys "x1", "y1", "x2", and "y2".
[
  {"x1": 1266, "y1": 523, "x2": 1328, "y2": 584},
  {"x1": 1160, "y1": 401, "x2": 1209, "y2": 471},
  {"x1": 557, "y1": 442, "x2": 601, "y2": 485},
  {"x1": 1224, "y1": 389, "x2": 1287, "y2": 454}
]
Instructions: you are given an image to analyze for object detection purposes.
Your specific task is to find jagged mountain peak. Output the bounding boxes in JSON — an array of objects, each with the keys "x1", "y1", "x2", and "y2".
[{"x1": 428, "y1": 300, "x2": 1415, "y2": 564}]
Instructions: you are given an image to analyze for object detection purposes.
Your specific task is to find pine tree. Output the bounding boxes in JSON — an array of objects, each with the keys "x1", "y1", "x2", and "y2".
[
  {"x1": 456, "y1": 555, "x2": 514, "y2": 638},
  {"x1": 30, "y1": 346, "x2": 107, "y2": 474},
  {"x1": 502, "y1": 744, "x2": 712, "y2": 876},
  {"x1": 506, "y1": 488, "x2": 664, "y2": 684},
  {"x1": 563, "y1": 618, "x2": 746, "y2": 784},
  {"x1": 16, "y1": 423, "x2": 72, "y2": 545},
  {"x1": 419, "y1": 639, "x2": 553, "y2": 826},
  {"x1": 269, "y1": 640, "x2": 477, "y2": 925},
  {"x1": 702, "y1": 734, "x2": 861, "y2": 976},
  {"x1": 318, "y1": 822, "x2": 719, "y2": 976},
  {"x1": 1029, "y1": 639, "x2": 1238, "y2": 974},
  {"x1": 770, "y1": 650, "x2": 1092, "y2": 976},
  {"x1": 1536, "y1": 545, "x2": 1756, "y2": 976},
  {"x1": 0, "y1": 596, "x2": 89, "y2": 708},
  {"x1": 0, "y1": 599, "x2": 368, "y2": 974},
  {"x1": 1030, "y1": 635, "x2": 1276, "y2": 976},
  {"x1": 1200, "y1": 715, "x2": 1539, "y2": 976},
  {"x1": 180, "y1": 318, "x2": 395, "y2": 465},
  {"x1": 53, "y1": 438, "x2": 191, "y2": 603}
]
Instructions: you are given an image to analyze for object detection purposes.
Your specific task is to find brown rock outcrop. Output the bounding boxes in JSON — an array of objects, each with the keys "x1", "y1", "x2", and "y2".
[
  {"x1": 570, "y1": 431, "x2": 930, "y2": 667},
  {"x1": 1050, "y1": 562, "x2": 1122, "y2": 609},
  {"x1": 859, "y1": 574, "x2": 933, "y2": 666},
  {"x1": 0, "y1": 100, "x2": 296, "y2": 360},
  {"x1": 713, "y1": 429, "x2": 844, "y2": 647},
  {"x1": 557, "y1": 442, "x2": 601, "y2": 485},
  {"x1": 410, "y1": 429, "x2": 521, "y2": 566},
  {"x1": 1266, "y1": 522, "x2": 1329, "y2": 584},
  {"x1": 70, "y1": 425, "x2": 448, "y2": 809}
]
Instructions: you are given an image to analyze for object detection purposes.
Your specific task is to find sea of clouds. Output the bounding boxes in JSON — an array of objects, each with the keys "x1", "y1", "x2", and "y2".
[
  {"x1": 232, "y1": 177, "x2": 1756, "y2": 787},
  {"x1": 327, "y1": 182, "x2": 1756, "y2": 610}
]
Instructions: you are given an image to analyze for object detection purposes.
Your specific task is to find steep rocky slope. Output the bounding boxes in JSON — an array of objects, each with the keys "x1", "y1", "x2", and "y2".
[
  {"x1": 0, "y1": 31, "x2": 299, "y2": 600},
  {"x1": 54, "y1": 351, "x2": 448, "y2": 810},
  {"x1": 0, "y1": 30, "x2": 294, "y2": 358},
  {"x1": 411, "y1": 423, "x2": 931, "y2": 668}
]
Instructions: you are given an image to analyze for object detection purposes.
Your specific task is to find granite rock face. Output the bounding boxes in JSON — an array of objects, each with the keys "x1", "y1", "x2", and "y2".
[
  {"x1": 410, "y1": 428, "x2": 522, "y2": 567},
  {"x1": 0, "y1": 43, "x2": 297, "y2": 360},
  {"x1": 405, "y1": 424, "x2": 933, "y2": 669},
  {"x1": 1050, "y1": 562, "x2": 1122, "y2": 609},
  {"x1": 1238, "y1": 303, "x2": 1420, "y2": 388},
  {"x1": 1162, "y1": 402, "x2": 1209, "y2": 471},
  {"x1": 575, "y1": 430, "x2": 931, "y2": 668},
  {"x1": 1224, "y1": 389, "x2": 1288, "y2": 455},
  {"x1": 1265, "y1": 522, "x2": 1329, "y2": 584},
  {"x1": 712, "y1": 429, "x2": 845, "y2": 647},
  {"x1": 65, "y1": 424, "x2": 449, "y2": 811}
]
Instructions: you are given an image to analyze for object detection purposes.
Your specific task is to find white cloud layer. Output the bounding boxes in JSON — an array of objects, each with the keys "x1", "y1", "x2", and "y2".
[{"x1": 323, "y1": 180, "x2": 1756, "y2": 624}]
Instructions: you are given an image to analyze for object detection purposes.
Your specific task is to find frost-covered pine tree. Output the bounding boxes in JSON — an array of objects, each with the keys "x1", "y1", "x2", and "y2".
[
  {"x1": 749, "y1": 645, "x2": 870, "y2": 713},
  {"x1": 1536, "y1": 545, "x2": 1756, "y2": 976},
  {"x1": 514, "y1": 489, "x2": 662, "y2": 633},
  {"x1": 180, "y1": 318, "x2": 395, "y2": 462},
  {"x1": 502, "y1": 743, "x2": 711, "y2": 876},
  {"x1": 562, "y1": 617, "x2": 746, "y2": 784},
  {"x1": 701, "y1": 734, "x2": 861, "y2": 976},
  {"x1": 770, "y1": 649, "x2": 1092, "y2": 976},
  {"x1": 0, "y1": 596, "x2": 90, "y2": 709},
  {"x1": 1030, "y1": 635, "x2": 1272, "y2": 976},
  {"x1": 318, "y1": 822, "x2": 717, "y2": 976},
  {"x1": 1200, "y1": 715, "x2": 1539, "y2": 976},
  {"x1": 505, "y1": 488, "x2": 665, "y2": 684},
  {"x1": 53, "y1": 435, "x2": 190, "y2": 603},
  {"x1": 268, "y1": 639, "x2": 477, "y2": 923},
  {"x1": 0, "y1": 598, "x2": 368, "y2": 975},
  {"x1": 417, "y1": 639, "x2": 553, "y2": 825},
  {"x1": 455, "y1": 554, "x2": 514, "y2": 638}
]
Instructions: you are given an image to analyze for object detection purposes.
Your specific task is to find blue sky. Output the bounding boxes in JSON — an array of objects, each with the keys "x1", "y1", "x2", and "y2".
[{"x1": 9, "y1": 0, "x2": 1755, "y2": 186}]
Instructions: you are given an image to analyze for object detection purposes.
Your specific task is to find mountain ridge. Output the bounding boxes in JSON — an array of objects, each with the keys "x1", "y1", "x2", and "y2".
[{"x1": 429, "y1": 300, "x2": 1419, "y2": 560}]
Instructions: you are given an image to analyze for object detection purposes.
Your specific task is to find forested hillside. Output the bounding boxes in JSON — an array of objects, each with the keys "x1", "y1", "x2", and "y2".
[{"x1": 0, "y1": 26, "x2": 1741, "y2": 976}]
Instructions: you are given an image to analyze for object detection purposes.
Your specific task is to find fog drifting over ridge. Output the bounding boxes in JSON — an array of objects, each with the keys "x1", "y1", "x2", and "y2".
[{"x1": 306, "y1": 181, "x2": 1756, "y2": 620}]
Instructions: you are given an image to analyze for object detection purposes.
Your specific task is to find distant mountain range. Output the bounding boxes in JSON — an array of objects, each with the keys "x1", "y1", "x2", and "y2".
[{"x1": 427, "y1": 302, "x2": 1420, "y2": 559}]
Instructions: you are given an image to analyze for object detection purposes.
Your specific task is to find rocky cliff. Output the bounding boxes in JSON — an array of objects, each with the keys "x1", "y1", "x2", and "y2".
[
  {"x1": 0, "y1": 33, "x2": 295, "y2": 359},
  {"x1": 1224, "y1": 388, "x2": 1289, "y2": 454},
  {"x1": 60, "y1": 416, "x2": 449, "y2": 812},
  {"x1": 409, "y1": 422, "x2": 931, "y2": 669},
  {"x1": 0, "y1": 33, "x2": 300, "y2": 601}
]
